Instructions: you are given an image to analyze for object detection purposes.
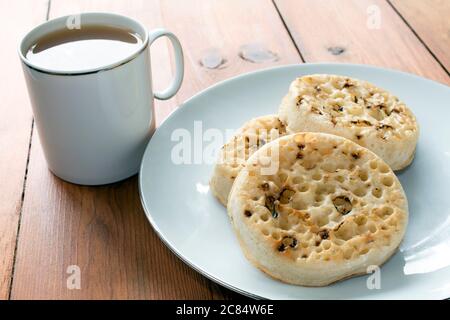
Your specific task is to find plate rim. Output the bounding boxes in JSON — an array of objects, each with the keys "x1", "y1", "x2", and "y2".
[{"x1": 138, "y1": 62, "x2": 450, "y2": 300}]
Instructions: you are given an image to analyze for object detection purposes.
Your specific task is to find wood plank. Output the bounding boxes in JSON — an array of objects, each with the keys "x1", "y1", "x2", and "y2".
[
  {"x1": 157, "y1": 0, "x2": 301, "y2": 106},
  {"x1": 275, "y1": 0, "x2": 450, "y2": 85},
  {"x1": 0, "y1": 0, "x2": 48, "y2": 299},
  {"x1": 390, "y1": 0, "x2": 450, "y2": 73},
  {"x1": 11, "y1": 0, "x2": 300, "y2": 299}
]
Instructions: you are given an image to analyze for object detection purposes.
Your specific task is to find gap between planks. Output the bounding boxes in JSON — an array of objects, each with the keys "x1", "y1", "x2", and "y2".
[
  {"x1": 271, "y1": 0, "x2": 306, "y2": 63},
  {"x1": 7, "y1": 0, "x2": 52, "y2": 300},
  {"x1": 386, "y1": 0, "x2": 450, "y2": 77},
  {"x1": 7, "y1": 120, "x2": 34, "y2": 300},
  {"x1": 274, "y1": 0, "x2": 449, "y2": 81}
]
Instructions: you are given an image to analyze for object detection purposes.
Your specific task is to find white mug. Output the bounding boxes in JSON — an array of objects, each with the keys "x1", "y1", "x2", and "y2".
[{"x1": 18, "y1": 12, "x2": 184, "y2": 185}]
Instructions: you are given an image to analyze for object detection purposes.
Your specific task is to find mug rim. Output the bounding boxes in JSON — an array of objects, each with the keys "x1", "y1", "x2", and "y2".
[{"x1": 18, "y1": 12, "x2": 150, "y2": 76}]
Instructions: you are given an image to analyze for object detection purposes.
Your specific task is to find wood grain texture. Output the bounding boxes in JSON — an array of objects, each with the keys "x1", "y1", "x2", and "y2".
[
  {"x1": 390, "y1": 0, "x2": 450, "y2": 73},
  {"x1": 274, "y1": 0, "x2": 450, "y2": 85},
  {"x1": 0, "y1": 0, "x2": 48, "y2": 299},
  {"x1": 157, "y1": 0, "x2": 301, "y2": 108},
  {"x1": 10, "y1": 0, "x2": 300, "y2": 299}
]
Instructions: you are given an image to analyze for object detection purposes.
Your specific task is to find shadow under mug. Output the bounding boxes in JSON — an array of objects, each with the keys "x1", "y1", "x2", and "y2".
[{"x1": 18, "y1": 12, "x2": 184, "y2": 185}]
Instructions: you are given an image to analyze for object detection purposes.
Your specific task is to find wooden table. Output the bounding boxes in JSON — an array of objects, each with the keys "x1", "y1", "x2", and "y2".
[{"x1": 1, "y1": 0, "x2": 449, "y2": 300}]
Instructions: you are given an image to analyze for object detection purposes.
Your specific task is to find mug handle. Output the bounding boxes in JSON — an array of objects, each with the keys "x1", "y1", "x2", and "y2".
[{"x1": 148, "y1": 28, "x2": 184, "y2": 101}]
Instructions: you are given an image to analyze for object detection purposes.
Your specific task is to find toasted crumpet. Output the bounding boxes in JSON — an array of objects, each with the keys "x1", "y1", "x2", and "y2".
[
  {"x1": 228, "y1": 133, "x2": 408, "y2": 286},
  {"x1": 278, "y1": 74, "x2": 419, "y2": 170},
  {"x1": 210, "y1": 115, "x2": 287, "y2": 206}
]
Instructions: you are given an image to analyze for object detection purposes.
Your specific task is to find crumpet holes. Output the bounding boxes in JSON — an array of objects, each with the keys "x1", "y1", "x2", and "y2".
[
  {"x1": 292, "y1": 199, "x2": 308, "y2": 211},
  {"x1": 372, "y1": 187, "x2": 382, "y2": 198},
  {"x1": 279, "y1": 172, "x2": 288, "y2": 183},
  {"x1": 343, "y1": 248, "x2": 353, "y2": 260},
  {"x1": 316, "y1": 215, "x2": 330, "y2": 227},
  {"x1": 354, "y1": 215, "x2": 368, "y2": 226},
  {"x1": 381, "y1": 176, "x2": 394, "y2": 187},
  {"x1": 388, "y1": 218, "x2": 397, "y2": 226},
  {"x1": 379, "y1": 206, "x2": 394, "y2": 218},
  {"x1": 359, "y1": 248, "x2": 369, "y2": 255},
  {"x1": 321, "y1": 163, "x2": 336, "y2": 173},
  {"x1": 293, "y1": 176, "x2": 303, "y2": 184},
  {"x1": 299, "y1": 184, "x2": 309, "y2": 192},
  {"x1": 326, "y1": 184, "x2": 336, "y2": 194},
  {"x1": 314, "y1": 194, "x2": 325, "y2": 204},
  {"x1": 333, "y1": 239, "x2": 345, "y2": 246},
  {"x1": 271, "y1": 231, "x2": 281, "y2": 240},
  {"x1": 280, "y1": 188, "x2": 295, "y2": 204},
  {"x1": 353, "y1": 187, "x2": 367, "y2": 197},
  {"x1": 379, "y1": 163, "x2": 390, "y2": 173},
  {"x1": 278, "y1": 236, "x2": 298, "y2": 252},
  {"x1": 333, "y1": 196, "x2": 352, "y2": 215},
  {"x1": 322, "y1": 240, "x2": 332, "y2": 250},
  {"x1": 358, "y1": 170, "x2": 368, "y2": 181}
]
